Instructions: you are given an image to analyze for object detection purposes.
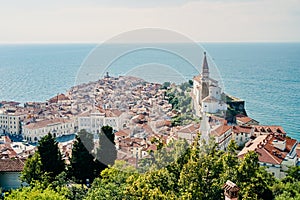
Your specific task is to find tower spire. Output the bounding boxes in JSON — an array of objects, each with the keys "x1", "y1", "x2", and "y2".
[{"x1": 202, "y1": 52, "x2": 209, "y2": 79}]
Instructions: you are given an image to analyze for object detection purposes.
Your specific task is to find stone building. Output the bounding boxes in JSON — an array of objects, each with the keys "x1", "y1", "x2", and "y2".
[{"x1": 192, "y1": 52, "x2": 227, "y2": 115}]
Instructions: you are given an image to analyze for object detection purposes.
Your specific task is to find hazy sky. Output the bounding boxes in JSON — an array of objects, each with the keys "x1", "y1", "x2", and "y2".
[{"x1": 1, "y1": 0, "x2": 300, "y2": 43}]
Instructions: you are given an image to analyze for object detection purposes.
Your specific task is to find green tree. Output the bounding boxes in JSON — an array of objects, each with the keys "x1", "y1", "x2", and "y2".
[
  {"x1": 273, "y1": 178, "x2": 300, "y2": 199},
  {"x1": 38, "y1": 133, "x2": 65, "y2": 178},
  {"x1": 21, "y1": 152, "x2": 43, "y2": 184},
  {"x1": 285, "y1": 166, "x2": 300, "y2": 182},
  {"x1": 162, "y1": 82, "x2": 171, "y2": 89},
  {"x1": 95, "y1": 126, "x2": 117, "y2": 173},
  {"x1": 5, "y1": 184, "x2": 66, "y2": 200},
  {"x1": 70, "y1": 135, "x2": 96, "y2": 184},
  {"x1": 237, "y1": 151, "x2": 275, "y2": 200},
  {"x1": 86, "y1": 161, "x2": 137, "y2": 200}
]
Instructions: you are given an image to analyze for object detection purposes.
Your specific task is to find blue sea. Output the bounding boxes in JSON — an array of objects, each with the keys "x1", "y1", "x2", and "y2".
[{"x1": 0, "y1": 43, "x2": 299, "y2": 140}]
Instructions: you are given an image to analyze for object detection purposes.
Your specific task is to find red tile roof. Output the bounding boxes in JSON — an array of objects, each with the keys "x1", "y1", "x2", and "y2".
[
  {"x1": 0, "y1": 158, "x2": 25, "y2": 172},
  {"x1": 115, "y1": 129, "x2": 131, "y2": 137},
  {"x1": 253, "y1": 125, "x2": 286, "y2": 135},
  {"x1": 211, "y1": 125, "x2": 232, "y2": 137},
  {"x1": 178, "y1": 123, "x2": 200, "y2": 134},
  {"x1": 239, "y1": 133, "x2": 297, "y2": 165},
  {"x1": 236, "y1": 114, "x2": 257, "y2": 124},
  {"x1": 49, "y1": 94, "x2": 70, "y2": 104},
  {"x1": 232, "y1": 125, "x2": 253, "y2": 134}
]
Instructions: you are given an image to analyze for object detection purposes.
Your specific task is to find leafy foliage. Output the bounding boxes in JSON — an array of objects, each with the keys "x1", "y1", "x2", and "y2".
[
  {"x1": 5, "y1": 184, "x2": 65, "y2": 200},
  {"x1": 38, "y1": 133, "x2": 65, "y2": 179},
  {"x1": 86, "y1": 139, "x2": 277, "y2": 200},
  {"x1": 14, "y1": 129, "x2": 300, "y2": 200},
  {"x1": 21, "y1": 152, "x2": 43, "y2": 184},
  {"x1": 166, "y1": 82, "x2": 199, "y2": 126}
]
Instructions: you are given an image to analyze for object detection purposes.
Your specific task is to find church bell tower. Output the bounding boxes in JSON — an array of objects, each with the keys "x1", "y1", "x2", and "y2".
[{"x1": 201, "y1": 52, "x2": 209, "y2": 100}]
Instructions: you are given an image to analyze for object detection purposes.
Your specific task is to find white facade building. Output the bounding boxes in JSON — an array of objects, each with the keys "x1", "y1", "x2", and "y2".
[
  {"x1": 23, "y1": 118, "x2": 75, "y2": 142},
  {"x1": 192, "y1": 52, "x2": 227, "y2": 115},
  {"x1": 238, "y1": 133, "x2": 298, "y2": 179},
  {"x1": 78, "y1": 108, "x2": 125, "y2": 134},
  {"x1": 0, "y1": 108, "x2": 27, "y2": 135}
]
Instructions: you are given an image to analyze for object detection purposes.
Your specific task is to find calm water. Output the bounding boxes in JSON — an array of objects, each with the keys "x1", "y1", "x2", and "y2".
[{"x1": 0, "y1": 43, "x2": 299, "y2": 140}]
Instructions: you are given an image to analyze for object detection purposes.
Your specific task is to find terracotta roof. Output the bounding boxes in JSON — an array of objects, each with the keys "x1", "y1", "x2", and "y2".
[
  {"x1": 146, "y1": 144, "x2": 157, "y2": 151},
  {"x1": 115, "y1": 129, "x2": 131, "y2": 137},
  {"x1": 49, "y1": 94, "x2": 70, "y2": 104},
  {"x1": 236, "y1": 114, "x2": 253, "y2": 124},
  {"x1": 80, "y1": 107, "x2": 124, "y2": 118},
  {"x1": 253, "y1": 125, "x2": 286, "y2": 135},
  {"x1": 99, "y1": 108, "x2": 123, "y2": 117},
  {"x1": 238, "y1": 135, "x2": 268, "y2": 157},
  {"x1": 154, "y1": 120, "x2": 172, "y2": 128},
  {"x1": 0, "y1": 158, "x2": 25, "y2": 172},
  {"x1": 239, "y1": 133, "x2": 297, "y2": 165},
  {"x1": 24, "y1": 118, "x2": 72, "y2": 130},
  {"x1": 211, "y1": 125, "x2": 232, "y2": 137},
  {"x1": 232, "y1": 125, "x2": 253, "y2": 134},
  {"x1": 178, "y1": 123, "x2": 200, "y2": 134}
]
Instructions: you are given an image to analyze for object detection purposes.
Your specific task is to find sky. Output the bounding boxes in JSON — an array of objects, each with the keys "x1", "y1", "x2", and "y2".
[{"x1": 0, "y1": 0, "x2": 300, "y2": 43}]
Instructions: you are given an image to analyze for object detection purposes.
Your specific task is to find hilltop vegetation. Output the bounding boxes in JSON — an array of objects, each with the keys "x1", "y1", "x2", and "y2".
[
  {"x1": 164, "y1": 81, "x2": 200, "y2": 126},
  {"x1": 4, "y1": 133, "x2": 300, "y2": 200}
]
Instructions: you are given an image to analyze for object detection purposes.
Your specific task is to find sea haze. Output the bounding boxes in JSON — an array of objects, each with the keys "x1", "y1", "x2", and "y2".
[{"x1": 0, "y1": 43, "x2": 299, "y2": 140}]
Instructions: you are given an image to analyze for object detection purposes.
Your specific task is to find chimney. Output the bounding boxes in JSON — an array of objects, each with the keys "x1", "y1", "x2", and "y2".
[{"x1": 223, "y1": 180, "x2": 240, "y2": 200}]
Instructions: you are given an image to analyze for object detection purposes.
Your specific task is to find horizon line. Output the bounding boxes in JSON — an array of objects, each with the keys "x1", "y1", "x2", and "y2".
[{"x1": 0, "y1": 41, "x2": 300, "y2": 45}]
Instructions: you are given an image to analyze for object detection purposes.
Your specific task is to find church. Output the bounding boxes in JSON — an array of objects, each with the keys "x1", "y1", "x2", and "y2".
[{"x1": 192, "y1": 52, "x2": 227, "y2": 116}]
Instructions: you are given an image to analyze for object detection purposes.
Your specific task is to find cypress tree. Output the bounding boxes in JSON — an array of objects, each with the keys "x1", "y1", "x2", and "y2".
[
  {"x1": 70, "y1": 135, "x2": 96, "y2": 184},
  {"x1": 38, "y1": 133, "x2": 65, "y2": 178}
]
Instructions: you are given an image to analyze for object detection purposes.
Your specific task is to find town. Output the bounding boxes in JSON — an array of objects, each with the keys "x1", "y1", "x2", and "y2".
[{"x1": 0, "y1": 52, "x2": 299, "y2": 191}]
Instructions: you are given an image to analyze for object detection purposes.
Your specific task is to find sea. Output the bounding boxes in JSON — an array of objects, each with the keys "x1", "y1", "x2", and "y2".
[{"x1": 0, "y1": 43, "x2": 299, "y2": 140}]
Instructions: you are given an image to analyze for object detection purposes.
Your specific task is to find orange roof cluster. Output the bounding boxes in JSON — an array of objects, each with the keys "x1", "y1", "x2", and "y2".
[
  {"x1": 232, "y1": 125, "x2": 253, "y2": 134},
  {"x1": 0, "y1": 158, "x2": 24, "y2": 172},
  {"x1": 115, "y1": 129, "x2": 131, "y2": 137},
  {"x1": 49, "y1": 93, "x2": 70, "y2": 104},
  {"x1": 211, "y1": 125, "x2": 232, "y2": 137},
  {"x1": 253, "y1": 125, "x2": 286, "y2": 135},
  {"x1": 239, "y1": 133, "x2": 297, "y2": 165},
  {"x1": 236, "y1": 114, "x2": 254, "y2": 124},
  {"x1": 24, "y1": 118, "x2": 72, "y2": 130},
  {"x1": 178, "y1": 123, "x2": 200, "y2": 134}
]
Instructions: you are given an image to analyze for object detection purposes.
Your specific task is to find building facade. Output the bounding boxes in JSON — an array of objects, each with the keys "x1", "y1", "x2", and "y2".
[
  {"x1": 0, "y1": 108, "x2": 27, "y2": 135},
  {"x1": 238, "y1": 133, "x2": 298, "y2": 179},
  {"x1": 78, "y1": 108, "x2": 125, "y2": 134},
  {"x1": 192, "y1": 52, "x2": 227, "y2": 115},
  {"x1": 23, "y1": 118, "x2": 75, "y2": 142}
]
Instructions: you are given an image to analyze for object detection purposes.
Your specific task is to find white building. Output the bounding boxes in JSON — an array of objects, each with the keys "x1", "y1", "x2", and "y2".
[
  {"x1": 23, "y1": 118, "x2": 75, "y2": 142},
  {"x1": 232, "y1": 125, "x2": 254, "y2": 147},
  {"x1": 78, "y1": 108, "x2": 125, "y2": 134},
  {"x1": 238, "y1": 133, "x2": 298, "y2": 179},
  {"x1": 200, "y1": 114, "x2": 232, "y2": 151},
  {"x1": 192, "y1": 52, "x2": 227, "y2": 115},
  {"x1": 0, "y1": 108, "x2": 27, "y2": 135}
]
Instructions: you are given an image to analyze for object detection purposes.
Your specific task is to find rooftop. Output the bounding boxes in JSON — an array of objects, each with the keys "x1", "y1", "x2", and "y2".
[{"x1": 0, "y1": 158, "x2": 25, "y2": 172}]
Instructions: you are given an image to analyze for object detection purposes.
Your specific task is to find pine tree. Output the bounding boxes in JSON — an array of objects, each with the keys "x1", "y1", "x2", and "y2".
[
  {"x1": 95, "y1": 126, "x2": 117, "y2": 173},
  {"x1": 70, "y1": 135, "x2": 96, "y2": 184},
  {"x1": 38, "y1": 133, "x2": 65, "y2": 178}
]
